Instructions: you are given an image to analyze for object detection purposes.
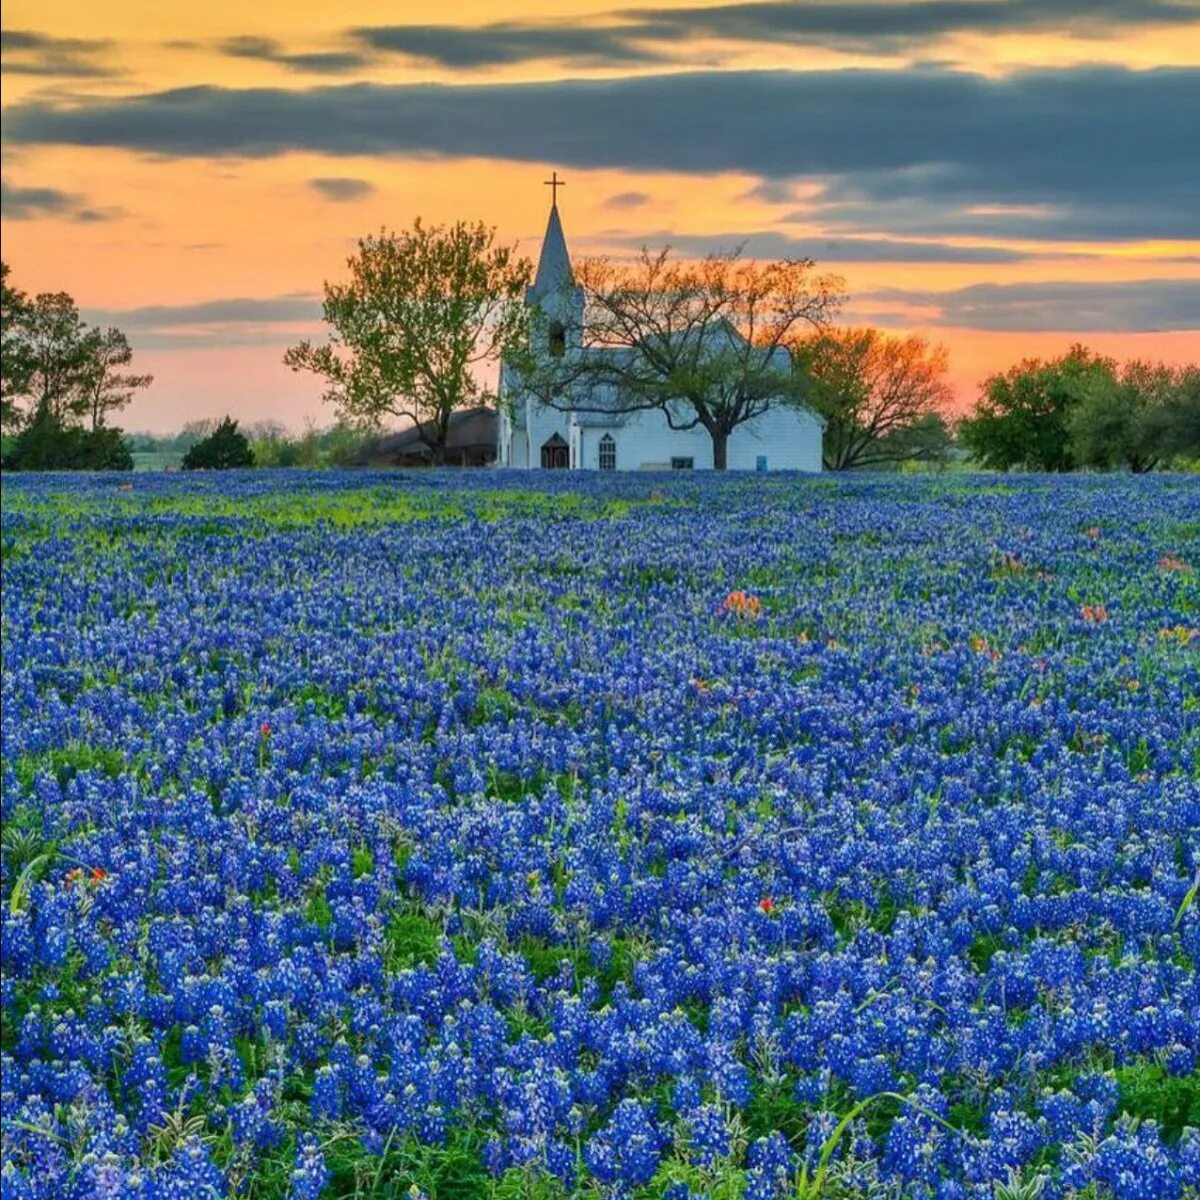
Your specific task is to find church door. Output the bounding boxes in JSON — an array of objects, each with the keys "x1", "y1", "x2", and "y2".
[{"x1": 540, "y1": 433, "x2": 570, "y2": 469}]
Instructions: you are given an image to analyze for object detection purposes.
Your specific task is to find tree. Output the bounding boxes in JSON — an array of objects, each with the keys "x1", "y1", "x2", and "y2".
[
  {"x1": 181, "y1": 417, "x2": 255, "y2": 469},
  {"x1": 793, "y1": 327, "x2": 953, "y2": 470},
  {"x1": 958, "y1": 345, "x2": 1113, "y2": 472},
  {"x1": 285, "y1": 220, "x2": 532, "y2": 465},
  {"x1": 525, "y1": 246, "x2": 842, "y2": 470},
  {"x1": 3, "y1": 406, "x2": 132, "y2": 470},
  {"x1": 1, "y1": 262, "x2": 33, "y2": 429},
  {"x1": 76, "y1": 326, "x2": 153, "y2": 430},
  {"x1": 20, "y1": 292, "x2": 96, "y2": 425},
  {"x1": 1068, "y1": 360, "x2": 1198, "y2": 472},
  {"x1": 1139, "y1": 365, "x2": 1200, "y2": 465}
]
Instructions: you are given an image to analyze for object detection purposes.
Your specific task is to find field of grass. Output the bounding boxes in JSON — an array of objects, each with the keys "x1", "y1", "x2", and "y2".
[{"x1": 2, "y1": 469, "x2": 1198, "y2": 1199}]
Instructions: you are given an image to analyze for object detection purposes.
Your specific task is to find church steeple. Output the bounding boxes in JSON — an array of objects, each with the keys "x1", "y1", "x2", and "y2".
[{"x1": 530, "y1": 172, "x2": 574, "y2": 300}]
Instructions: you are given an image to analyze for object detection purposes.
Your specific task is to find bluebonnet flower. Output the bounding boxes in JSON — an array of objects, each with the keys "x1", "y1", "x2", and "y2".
[
  {"x1": 2, "y1": 470, "x2": 1197, "y2": 1194},
  {"x1": 290, "y1": 1133, "x2": 328, "y2": 1200}
]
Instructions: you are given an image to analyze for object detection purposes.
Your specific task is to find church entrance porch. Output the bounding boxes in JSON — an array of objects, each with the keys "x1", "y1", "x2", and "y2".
[{"x1": 540, "y1": 433, "x2": 570, "y2": 469}]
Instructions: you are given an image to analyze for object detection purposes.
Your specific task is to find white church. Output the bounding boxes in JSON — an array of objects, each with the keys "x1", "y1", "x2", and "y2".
[{"x1": 496, "y1": 190, "x2": 825, "y2": 472}]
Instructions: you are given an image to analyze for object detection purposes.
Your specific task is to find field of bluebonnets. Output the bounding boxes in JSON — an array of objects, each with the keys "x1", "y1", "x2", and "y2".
[{"x1": 1, "y1": 469, "x2": 1198, "y2": 1200}]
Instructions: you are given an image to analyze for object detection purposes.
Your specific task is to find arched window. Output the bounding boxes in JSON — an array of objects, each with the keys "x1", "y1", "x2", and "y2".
[
  {"x1": 548, "y1": 321, "x2": 566, "y2": 358},
  {"x1": 598, "y1": 434, "x2": 617, "y2": 471}
]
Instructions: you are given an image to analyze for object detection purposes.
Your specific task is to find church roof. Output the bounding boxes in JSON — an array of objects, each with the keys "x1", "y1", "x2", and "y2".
[{"x1": 530, "y1": 202, "x2": 574, "y2": 299}]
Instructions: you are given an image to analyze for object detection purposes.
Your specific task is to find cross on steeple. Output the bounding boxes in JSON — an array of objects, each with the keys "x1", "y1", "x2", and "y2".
[{"x1": 543, "y1": 171, "x2": 565, "y2": 207}]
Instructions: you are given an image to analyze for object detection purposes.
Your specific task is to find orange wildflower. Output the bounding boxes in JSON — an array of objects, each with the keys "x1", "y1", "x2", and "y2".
[{"x1": 721, "y1": 591, "x2": 763, "y2": 620}]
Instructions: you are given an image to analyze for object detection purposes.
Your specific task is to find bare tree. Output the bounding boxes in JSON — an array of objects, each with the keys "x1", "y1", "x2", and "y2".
[
  {"x1": 794, "y1": 327, "x2": 953, "y2": 470},
  {"x1": 522, "y1": 246, "x2": 843, "y2": 469},
  {"x1": 285, "y1": 220, "x2": 532, "y2": 464}
]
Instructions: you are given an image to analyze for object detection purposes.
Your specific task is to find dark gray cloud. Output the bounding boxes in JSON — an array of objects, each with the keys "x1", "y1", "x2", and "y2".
[
  {"x1": 604, "y1": 190, "x2": 652, "y2": 209},
  {"x1": 1, "y1": 179, "x2": 116, "y2": 222},
  {"x1": 217, "y1": 35, "x2": 370, "y2": 74},
  {"x1": 859, "y1": 279, "x2": 1200, "y2": 331},
  {"x1": 6, "y1": 66, "x2": 1196, "y2": 243},
  {"x1": 607, "y1": 229, "x2": 1070, "y2": 263},
  {"x1": 78, "y1": 294, "x2": 323, "y2": 351},
  {"x1": 620, "y1": 0, "x2": 1200, "y2": 55},
  {"x1": 1, "y1": 28, "x2": 117, "y2": 78},
  {"x1": 308, "y1": 176, "x2": 376, "y2": 201},
  {"x1": 345, "y1": 2, "x2": 1199, "y2": 69},
  {"x1": 797, "y1": 175, "x2": 1200, "y2": 243},
  {"x1": 352, "y1": 22, "x2": 667, "y2": 68}
]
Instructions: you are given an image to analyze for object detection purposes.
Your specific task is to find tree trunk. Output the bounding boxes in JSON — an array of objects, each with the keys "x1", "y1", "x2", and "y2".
[{"x1": 712, "y1": 431, "x2": 728, "y2": 470}]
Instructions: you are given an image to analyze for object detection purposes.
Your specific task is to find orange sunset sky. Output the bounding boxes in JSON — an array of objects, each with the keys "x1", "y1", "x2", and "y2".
[{"x1": 2, "y1": 0, "x2": 1198, "y2": 433}]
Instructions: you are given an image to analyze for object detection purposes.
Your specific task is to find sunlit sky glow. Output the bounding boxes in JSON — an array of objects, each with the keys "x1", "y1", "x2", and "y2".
[{"x1": 2, "y1": 1, "x2": 1198, "y2": 432}]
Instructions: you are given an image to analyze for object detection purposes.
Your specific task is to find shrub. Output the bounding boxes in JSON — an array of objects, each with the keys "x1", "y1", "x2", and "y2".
[
  {"x1": 181, "y1": 417, "x2": 255, "y2": 470},
  {"x1": 2, "y1": 407, "x2": 132, "y2": 470}
]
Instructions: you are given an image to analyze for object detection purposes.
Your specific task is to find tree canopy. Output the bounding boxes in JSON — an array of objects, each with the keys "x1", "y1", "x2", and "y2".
[
  {"x1": 285, "y1": 220, "x2": 531, "y2": 465},
  {"x1": 961, "y1": 346, "x2": 1198, "y2": 472},
  {"x1": 794, "y1": 327, "x2": 953, "y2": 470},
  {"x1": 0, "y1": 261, "x2": 151, "y2": 469}
]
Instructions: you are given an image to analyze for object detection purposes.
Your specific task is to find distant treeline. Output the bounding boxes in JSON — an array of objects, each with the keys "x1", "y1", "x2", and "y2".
[
  {"x1": 128, "y1": 419, "x2": 373, "y2": 470},
  {"x1": 957, "y1": 345, "x2": 1200, "y2": 473},
  {"x1": 3, "y1": 247, "x2": 1197, "y2": 473}
]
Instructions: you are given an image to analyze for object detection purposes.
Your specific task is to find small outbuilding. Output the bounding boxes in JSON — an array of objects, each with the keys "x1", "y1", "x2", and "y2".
[{"x1": 357, "y1": 406, "x2": 499, "y2": 467}]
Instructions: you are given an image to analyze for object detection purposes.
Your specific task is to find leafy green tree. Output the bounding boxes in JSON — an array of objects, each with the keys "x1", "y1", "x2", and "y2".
[
  {"x1": 3, "y1": 406, "x2": 132, "y2": 470},
  {"x1": 1140, "y1": 366, "x2": 1200, "y2": 465},
  {"x1": 1, "y1": 262, "x2": 33, "y2": 429},
  {"x1": 20, "y1": 291, "x2": 96, "y2": 425},
  {"x1": 793, "y1": 327, "x2": 952, "y2": 470},
  {"x1": 959, "y1": 345, "x2": 1113, "y2": 471},
  {"x1": 181, "y1": 417, "x2": 255, "y2": 469},
  {"x1": 285, "y1": 220, "x2": 532, "y2": 465},
  {"x1": 76, "y1": 326, "x2": 153, "y2": 430}
]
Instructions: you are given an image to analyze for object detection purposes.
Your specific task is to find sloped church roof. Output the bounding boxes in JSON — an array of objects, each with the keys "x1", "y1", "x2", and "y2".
[{"x1": 530, "y1": 201, "x2": 575, "y2": 299}]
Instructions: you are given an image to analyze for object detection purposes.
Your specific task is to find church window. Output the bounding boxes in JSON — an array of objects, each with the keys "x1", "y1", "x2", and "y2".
[
  {"x1": 598, "y1": 434, "x2": 616, "y2": 471},
  {"x1": 548, "y1": 321, "x2": 566, "y2": 358},
  {"x1": 756, "y1": 455, "x2": 768, "y2": 472},
  {"x1": 670, "y1": 456, "x2": 694, "y2": 470}
]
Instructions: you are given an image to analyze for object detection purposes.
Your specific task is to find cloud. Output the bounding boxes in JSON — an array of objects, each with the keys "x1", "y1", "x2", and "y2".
[
  {"x1": 308, "y1": 176, "x2": 376, "y2": 201},
  {"x1": 342, "y1": 3, "x2": 1200, "y2": 69},
  {"x1": 351, "y1": 22, "x2": 667, "y2": 68},
  {"x1": 217, "y1": 35, "x2": 371, "y2": 74},
  {"x1": 7, "y1": 66, "x2": 1195, "y2": 244},
  {"x1": 1, "y1": 179, "x2": 118, "y2": 222},
  {"x1": 0, "y1": 28, "x2": 118, "y2": 78},
  {"x1": 79, "y1": 294, "x2": 324, "y2": 351},
  {"x1": 607, "y1": 229, "x2": 1066, "y2": 263},
  {"x1": 858, "y1": 279, "x2": 1200, "y2": 331},
  {"x1": 85, "y1": 295, "x2": 322, "y2": 328},
  {"x1": 618, "y1": 0, "x2": 1200, "y2": 55},
  {"x1": 604, "y1": 191, "x2": 651, "y2": 209}
]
